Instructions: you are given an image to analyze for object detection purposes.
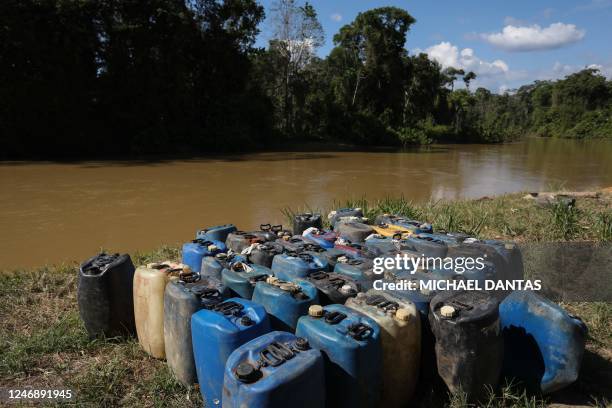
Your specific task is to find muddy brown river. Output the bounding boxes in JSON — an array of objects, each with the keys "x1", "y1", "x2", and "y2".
[{"x1": 1, "y1": 138, "x2": 611, "y2": 269}]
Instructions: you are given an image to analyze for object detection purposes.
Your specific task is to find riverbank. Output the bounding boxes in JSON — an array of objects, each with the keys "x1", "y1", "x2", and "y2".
[{"x1": 0, "y1": 192, "x2": 610, "y2": 407}]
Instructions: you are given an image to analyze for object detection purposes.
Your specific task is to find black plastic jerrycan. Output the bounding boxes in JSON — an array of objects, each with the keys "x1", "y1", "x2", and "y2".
[
  {"x1": 77, "y1": 253, "x2": 136, "y2": 338},
  {"x1": 429, "y1": 290, "x2": 503, "y2": 401},
  {"x1": 293, "y1": 213, "x2": 323, "y2": 235}
]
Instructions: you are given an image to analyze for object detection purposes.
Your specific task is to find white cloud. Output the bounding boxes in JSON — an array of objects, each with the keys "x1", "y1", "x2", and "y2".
[
  {"x1": 481, "y1": 23, "x2": 585, "y2": 52},
  {"x1": 421, "y1": 42, "x2": 509, "y2": 77},
  {"x1": 418, "y1": 42, "x2": 513, "y2": 91},
  {"x1": 330, "y1": 13, "x2": 342, "y2": 22},
  {"x1": 546, "y1": 61, "x2": 612, "y2": 79}
]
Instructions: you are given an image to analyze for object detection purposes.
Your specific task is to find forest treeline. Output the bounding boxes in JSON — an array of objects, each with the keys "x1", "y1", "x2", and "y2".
[{"x1": 1, "y1": 0, "x2": 611, "y2": 158}]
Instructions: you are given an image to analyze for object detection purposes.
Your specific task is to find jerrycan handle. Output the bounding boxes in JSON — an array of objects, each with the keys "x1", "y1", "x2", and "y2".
[
  {"x1": 248, "y1": 274, "x2": 269, "y2": 284},
  {"x1": 348, "y1": 323, "x2": 373, "y2": 340},
  {"x1": 392, "y1": 232, "x2": 403, "y2": 240},
  {"x1": 324, "y1": 311, "x2": 346, "y2": 325},
  {"x1": 192, "y1": 239, "x2": 214, "y2": 246},
  {"x1": 378, "y1": 300, "x2": 399, "y2": 311},
  {"x1": 308, "y1": 271, "x2": 328, "y2": 280},
  {"x1": 179, "y1": 270, "x2": 200, "y2": 283},
  {"x1": 365, "y1": 294, "x2": 386, "y2": 306},
  {"x1": 298, "y1": 253, "x2": 314, "y2": 262},
  {"x1": 271, "y1": 225, "x2": 283, "y2": 232},
  {"x1": 197, "y1": 287, "x2": 221, "y2": 299},
  {"x1": 259, "y1": 341, "x2": 295, "y2": 367},
  {"x1": 448, "y1": 300, "x2": 473, "y2": 311},
  {"x1": 212, "y1": 301, "x2": 244, "y2": 316},
  {"x1": 304, "y1": 244, "x2": 324, "y2": 253},
  {"x1": 260, "y1": 224, "x2": 272, "y2": 231},
  {"x1": 327, "y1": 276, "x2": 346, "y2": 287}
]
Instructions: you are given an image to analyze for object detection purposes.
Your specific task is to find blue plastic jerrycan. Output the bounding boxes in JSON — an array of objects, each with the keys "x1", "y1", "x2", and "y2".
[
  {"x1": 182, "y1": 239, "x2": 226, "y2": 272},
  {"x1": 500, "y1": 290, "x2": 587, "y2": 394},
  {"x1": 223, "y1": 331, "x2": 325, "y2": 408},
  {"x1": 252, "y1": 277, "x2": 319, "y2": 332},
  {"x1": 333, "y1": 257, "x2": 376, "y2": 289},
  {"x1": 191, "y1": 298, "x2": 271, "y2": 407},
  {"x1": 296, "y1": 304, "x2": 382, "y2": 408},
  {"x1": 271, "y1": 252, "x2": 327, "y2": 281},
  {"x1": 302, "y1": 228, "x2": 338, "y2": 249},
  {"x1": 201, "y1": 252, "x2": 246, "y2": 280},
  {"x1": 196, "y1": 224, "x2": 237, "y2": 242},
  {"x1": 222, "y1": 261, "x2": 274, "y2": 299}
]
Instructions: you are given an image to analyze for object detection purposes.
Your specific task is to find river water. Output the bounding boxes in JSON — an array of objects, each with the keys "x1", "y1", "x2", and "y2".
[{"x1": 1, "y1": 138, "x2": 611, "y2": 269}]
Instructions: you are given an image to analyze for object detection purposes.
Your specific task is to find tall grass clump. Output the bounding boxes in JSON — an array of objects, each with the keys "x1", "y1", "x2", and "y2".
[
  {"x1": 595, "y1": 211, "x2": 612, "y2": 242},
  {"x1": 549, "y1": 201, "x2": 581, "y2": 240}
]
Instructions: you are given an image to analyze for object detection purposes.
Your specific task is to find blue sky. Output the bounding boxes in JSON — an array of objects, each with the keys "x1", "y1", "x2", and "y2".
[{"x1": 255, "y1": 0, "x2": 612, "y2": 92}]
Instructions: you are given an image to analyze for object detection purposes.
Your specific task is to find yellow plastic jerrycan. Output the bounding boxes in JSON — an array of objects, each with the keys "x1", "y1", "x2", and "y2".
[
  {"x1": 133, "y1": 261, "x2": 186, "y2": 359},
  {"x1": 371, "y1": 223, "x2": 413, "y2": 238},
  {"x1": 345, "y1": 290, "x2": 421, "y2": 406}
]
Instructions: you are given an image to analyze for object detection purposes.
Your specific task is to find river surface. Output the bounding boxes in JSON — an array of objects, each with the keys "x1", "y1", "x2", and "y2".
[{"x1": 1, "y1": 138, "x2": 611, "y2": 269}]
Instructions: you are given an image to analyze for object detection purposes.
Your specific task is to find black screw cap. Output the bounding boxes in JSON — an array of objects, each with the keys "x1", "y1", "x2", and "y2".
[
  {"x1": 235, "y1": 362, "x2": 259, "y2": 383},
  {"x1": 294, "y1": 338, "x2": 309, "y2": 351}
]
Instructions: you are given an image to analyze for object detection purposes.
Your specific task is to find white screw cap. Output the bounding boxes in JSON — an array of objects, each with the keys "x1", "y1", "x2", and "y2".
[
  {"x1": 395, "y1": 308, "x2": 411, "y2": 322},
  {"x1": 440, "y1": 305, "x2": 457, "y2": 318},
  {"x1": 308, "y1": 305, "x2": 324, "y2": 317}
]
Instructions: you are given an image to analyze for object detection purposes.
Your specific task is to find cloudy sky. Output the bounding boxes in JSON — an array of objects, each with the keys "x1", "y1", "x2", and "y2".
[{"x1": 256, "y1": 0, "x2": 612, "y2": 92}]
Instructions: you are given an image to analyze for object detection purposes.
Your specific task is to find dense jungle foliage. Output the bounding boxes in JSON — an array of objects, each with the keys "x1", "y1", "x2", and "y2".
[{"x1": 1, "y1": 0, "x2": 610, "y2": 158}]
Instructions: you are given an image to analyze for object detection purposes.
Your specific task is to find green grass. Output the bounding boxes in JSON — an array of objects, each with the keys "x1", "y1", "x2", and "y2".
[
  {"x1": 1, "y1": 192, "x2": 611, "y2": 407},
  {"x1": 284, "y1": 192, "x2": 612, "y2": 242}
]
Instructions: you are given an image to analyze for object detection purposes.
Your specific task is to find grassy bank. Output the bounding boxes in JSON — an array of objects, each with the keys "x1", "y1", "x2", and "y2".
[{"x1": 1, "y1": 193, "x2": 610, "y2": 407}]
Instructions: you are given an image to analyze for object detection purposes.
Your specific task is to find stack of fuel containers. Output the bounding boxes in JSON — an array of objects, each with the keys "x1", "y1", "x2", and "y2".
[{"x1": 76, "y1": 209, "x2": 587, "y2": 407}]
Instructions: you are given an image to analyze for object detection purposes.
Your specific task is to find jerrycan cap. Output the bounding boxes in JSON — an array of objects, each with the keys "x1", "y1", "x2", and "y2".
[
  {"x1": 336, "y1": 255, "x2": 349, "y2": 263},
  {"x1": 308, "y1": 305, "x2": 324, "y2": 317},
  {"x1": 294, "y1": 337, "x2": 310, "y2": 351},
  {"x1": 235, "y1": 362, "x2": 260, "y2": 383},
  {"x1": 395, "y1": 308, "x2": 412, "y2": 322},
  {"x1": 240, "y1": 316, "x2": 253, "y2": 326},
  {"x1": 504, "y1": 243, "x2": 516, "y2": 250},
  {"x1": 340, "y1": 284, "x2": 356, "y2": 294},
  {"x1": 440, "y1": 305, "x2": 457, "y2": 318}
]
